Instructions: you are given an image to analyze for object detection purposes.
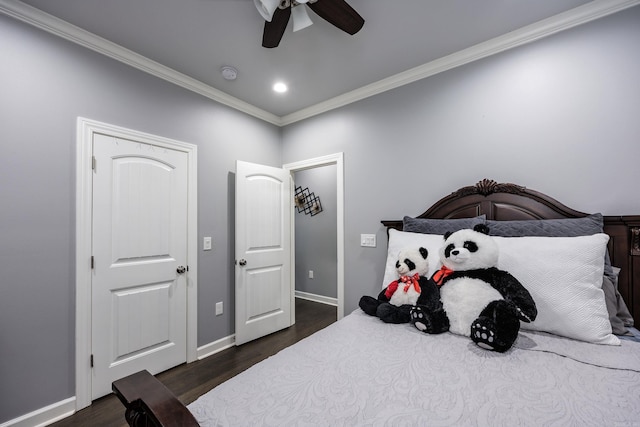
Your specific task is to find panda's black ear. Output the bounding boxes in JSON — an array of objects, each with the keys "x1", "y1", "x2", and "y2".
[
  {"x1": 444, "y1": 231, "x2": 453, "y2": 240},
  {"x1": 419, "y1": 247, "x2": 428, "y2": 259},
  {"x1": 474, "y1": 224, "x2": 490, "y2": 235}
]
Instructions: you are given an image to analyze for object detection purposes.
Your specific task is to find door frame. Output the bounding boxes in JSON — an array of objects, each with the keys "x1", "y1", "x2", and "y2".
[
  {"x1": 75, "y1": 117, "x2": 198, "y2": 410},
  {"x1": 283, "y1": 153, "x2": 345, "y2": 320}
]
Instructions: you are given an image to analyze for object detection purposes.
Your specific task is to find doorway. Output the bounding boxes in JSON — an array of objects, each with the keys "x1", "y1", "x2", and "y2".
[
  {"x1": 234, "y1": 155, "x2": 343, "y2": 346},
  {"x1": 293, "y1": 165, "x2": 338, "y2": 309},
  {"x1": 284, "y1": 153, "x2": 345, "y2": 322}
]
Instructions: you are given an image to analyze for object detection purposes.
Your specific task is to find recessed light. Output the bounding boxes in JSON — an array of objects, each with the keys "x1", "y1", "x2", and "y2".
[{"x1": 273, "y1": 82, "x2": 288, "y2": 93}]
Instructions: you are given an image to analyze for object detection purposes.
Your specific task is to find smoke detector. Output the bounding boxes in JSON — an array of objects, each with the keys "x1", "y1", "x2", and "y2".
[{"x1": 221, "y1": 66, "x2": 238, "y2": 81}]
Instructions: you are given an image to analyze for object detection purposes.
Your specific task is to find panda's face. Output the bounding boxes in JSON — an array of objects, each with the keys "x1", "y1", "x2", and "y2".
[
  {"x1": 395, "y1": 247, "x2": 430, "y2": 277},
  {"x1": 395, "y1": 257, "x2": 415, "y2": 276},
  {"x1": 440, "y1": 228, "x2": 498, "y2": 271}
]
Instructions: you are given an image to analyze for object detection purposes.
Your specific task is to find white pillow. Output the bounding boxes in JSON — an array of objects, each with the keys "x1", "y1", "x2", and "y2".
[
  {"x1": 383, "y1": 229, "x2": 444, "y2": 287},
  {"x1": 384, "y1": 229, "x2": 619, "y2": 345},
  {"x1": 493, "y1": 234, "x2": 619, "y2": 345}
]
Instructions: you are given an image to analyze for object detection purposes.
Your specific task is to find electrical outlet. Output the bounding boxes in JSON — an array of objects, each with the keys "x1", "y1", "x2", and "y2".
[
  {"x1": 309, "y1": 270, "x2": 314, "y2": 279},
  {"x1": 203, "y1": 237, "x2": 212, "y2": 251},
  {"x1": 215, "y1": 301, "x2": 223, "y2": 316},
  {"x1": 360, "y1": 234, "x2": 376, "y2": 247}
]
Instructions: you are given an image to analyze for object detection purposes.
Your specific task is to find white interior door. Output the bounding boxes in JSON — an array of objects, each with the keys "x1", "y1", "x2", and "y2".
[
  {"x1": 235, "y1": 161, "x2": 292, "y2": 345},
  {"x1": 91, "y1": 134, "x2": 188, "y2": 399}
]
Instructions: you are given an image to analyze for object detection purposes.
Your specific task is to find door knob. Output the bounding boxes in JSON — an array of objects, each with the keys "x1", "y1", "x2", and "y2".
[
  {"x1": 176, "y1": 265, "x2": 186, "y2": 274},
  {"x1": 238, "y1": 259, "x2": 247, "y2": 266}
]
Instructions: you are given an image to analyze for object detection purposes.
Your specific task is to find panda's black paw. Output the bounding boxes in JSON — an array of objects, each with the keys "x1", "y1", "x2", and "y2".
[
  {"x1": 410, "y1": 306, "x2": 430, "y2": 332},
  {"x1": 471, "y1": 317, "x2": 500, "y2": 351}
]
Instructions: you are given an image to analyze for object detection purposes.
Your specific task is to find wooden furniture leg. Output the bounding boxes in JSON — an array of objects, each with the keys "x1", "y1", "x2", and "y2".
[{"x1": 112, "y1": 370, "x2": 199, "y2": 427}]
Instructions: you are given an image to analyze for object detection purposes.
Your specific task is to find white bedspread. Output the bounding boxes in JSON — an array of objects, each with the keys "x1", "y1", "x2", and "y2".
[{"x1": 188, "y1": 310, "x2": 640, "y2": 427}]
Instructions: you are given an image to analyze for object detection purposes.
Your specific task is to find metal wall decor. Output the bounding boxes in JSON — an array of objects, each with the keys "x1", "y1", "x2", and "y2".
[{"x1": 294, "y1": 186, "x2": 323, "y2": 216}]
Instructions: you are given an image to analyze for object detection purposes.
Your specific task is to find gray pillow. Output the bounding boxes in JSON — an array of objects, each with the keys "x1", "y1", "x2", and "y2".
[
  {"x1": 602, "y1": 275, "x2": 630, "y2": 335},
  {"x1": 611, "y1": 267, "x2": 634, "y2": 327},
  {"x1": 403, "y1": 215, "x2": 485, "y2": 235},
  {"x1": 486, "y1": 213, "x2": 604, "y2": 238}
]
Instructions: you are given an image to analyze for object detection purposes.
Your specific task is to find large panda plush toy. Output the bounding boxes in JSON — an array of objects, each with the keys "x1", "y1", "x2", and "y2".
[
  {"x1": 411, "y1": 224, "x2": 537, "y2": 352},
  {"x1": 359, "y1": 247, "x2": 442, "y2": 325}
]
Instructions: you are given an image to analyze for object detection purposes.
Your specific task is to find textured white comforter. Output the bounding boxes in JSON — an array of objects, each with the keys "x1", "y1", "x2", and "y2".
[{"x1": 188, "y1": 310, "x2": 640, "y2": 427}]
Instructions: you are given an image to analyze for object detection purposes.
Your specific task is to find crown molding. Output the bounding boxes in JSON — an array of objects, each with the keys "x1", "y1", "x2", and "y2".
[
  {"x1": 0, "y1": 0, "x2": 283, "y2": 126},
  {"x1": 2, "y1": 0, "x2": 638, "y2": 127},
  {"x1": 279, "y1": 0, "x2": 640, "y2": 125}
]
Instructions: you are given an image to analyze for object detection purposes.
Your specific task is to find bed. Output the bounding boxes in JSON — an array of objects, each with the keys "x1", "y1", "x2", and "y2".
[{"x1": 112, "y1": 179, "x2": 640, "y2": 427}]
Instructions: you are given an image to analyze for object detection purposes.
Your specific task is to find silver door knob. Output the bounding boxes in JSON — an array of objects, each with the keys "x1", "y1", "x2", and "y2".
[
  {"x1": 238, "y1": 259, "x2": 247, "y2": 266},
  {"x1": 176, "y1": 266, "x2": 186, "y2": 274}
]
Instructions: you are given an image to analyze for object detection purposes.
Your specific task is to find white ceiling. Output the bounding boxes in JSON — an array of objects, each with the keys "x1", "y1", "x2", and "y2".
[{"x1": 4, "y1": 0, "x2": 636, "y2": 124}]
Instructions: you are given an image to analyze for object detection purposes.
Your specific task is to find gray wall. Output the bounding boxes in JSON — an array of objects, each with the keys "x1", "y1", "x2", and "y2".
[
  {"x1": 2, "y1": 4, "x2": 640, "y2": 425},
  {"x1": 294, "y1": 166, "x2": 338, "y2": 299},
  {"x1": 282, "y1": 6, "x2": 640, "y2": 316},
  {"x1": 0, "y1": 14, "x2": 281, "y2": 423}
]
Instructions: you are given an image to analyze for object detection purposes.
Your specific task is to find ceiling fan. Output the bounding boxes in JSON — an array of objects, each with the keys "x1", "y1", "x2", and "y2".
[{"x1": 254, "y1": 0, "x2": 365, "y2": 48}]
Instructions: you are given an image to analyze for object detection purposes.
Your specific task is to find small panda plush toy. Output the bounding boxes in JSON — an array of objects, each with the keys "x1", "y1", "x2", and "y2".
[
  {"x1": 359, "y1": 247, "x2": 441, "y2": 324},
  {"x1": 411, "y1": 224, "x2": 537, "y2": 352}
]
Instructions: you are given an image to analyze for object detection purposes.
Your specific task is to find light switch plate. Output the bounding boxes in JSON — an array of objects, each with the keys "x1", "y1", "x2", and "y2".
[
  {"x1": 203, "y1": 236, "x2": 212, "y2": 251},
  {"x1": 360, "y1": 234, "x2": 376, "y2": 247}
]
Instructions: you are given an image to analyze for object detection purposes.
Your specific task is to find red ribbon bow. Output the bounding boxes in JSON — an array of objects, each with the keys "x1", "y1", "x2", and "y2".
[
  {"x1": 432, "y1": 265, "x2": 455, "y2": 286},
  {"x1": 385, "y1": 273, "x2": 421, "y2": 299}
]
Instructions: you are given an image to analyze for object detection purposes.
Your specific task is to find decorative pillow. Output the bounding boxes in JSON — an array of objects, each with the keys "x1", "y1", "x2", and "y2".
[
  {"x1": 492, "y1": 234, "x2": 619, "y2": 345},
  {"x1": 383, "y1": 229, "x2": 443, "y2": 288},
  {"x1": 486, "y1": 214, "x2": 614, "y2": 279},
  {"x1": 602, "y1": 275, "x2": 629, "y2": 335},
  {"x1": 486, "y1": 214, "x2": 604, "y2": 237},
  {"x1": 610, "y1": 267, "x2": 634, "y2": 327},
  {"x1": 403, "y1": 215, "x2": 485, "y2": 235},
  {"x1": 383, "y1": 229, "x2": 619, "y2": 345},
  {"x1": 485, "y1": 214, "x2": 637, "y2": 335}
]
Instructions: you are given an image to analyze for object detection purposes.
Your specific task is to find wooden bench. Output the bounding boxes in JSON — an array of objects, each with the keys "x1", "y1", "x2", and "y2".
[{"x1": 112, "y1": 370, "x2": 199, "y2": 427}]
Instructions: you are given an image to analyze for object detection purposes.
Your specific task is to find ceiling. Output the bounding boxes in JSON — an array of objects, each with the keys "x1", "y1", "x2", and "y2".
[{"x1": 4, "y1": 0, "x2": 634, "y2": 124}]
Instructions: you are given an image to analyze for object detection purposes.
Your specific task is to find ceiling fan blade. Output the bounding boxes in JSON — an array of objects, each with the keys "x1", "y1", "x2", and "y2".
[
  {"x1": 262, "y1": 6, "x2": 291, "y2": 48},
  {"x1": 308, "y1": 0, "x2": 364, "y2": 35}
]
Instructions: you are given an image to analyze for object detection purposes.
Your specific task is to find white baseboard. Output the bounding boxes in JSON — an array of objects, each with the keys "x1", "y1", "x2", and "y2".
[
  {"x1": 197, "y1": 334, "x2": 235, "y2": 360},
  {"x1": 295, "y1": 291, "x2": 338, "y2": 306},
  {"x1": 195, "y1": 293, "x2": 337, "y2": 361},
  {"x1": 0, "y1": 397, "x2": 75, "y2": 427},
  {"x1": 2, "y1": 336, "x2": 234, "y2": 427},
  {"x1": 5, "y1": 294, "x2": 334, "y2": 427}
]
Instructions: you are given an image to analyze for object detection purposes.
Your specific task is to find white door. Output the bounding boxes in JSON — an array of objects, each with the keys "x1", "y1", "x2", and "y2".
[
  {"x1": 91, "y1": 134, "x2": 188, "y2": 399},
  {"x1": 235, "y1": 161, "x2": 292, "y2": 345}
]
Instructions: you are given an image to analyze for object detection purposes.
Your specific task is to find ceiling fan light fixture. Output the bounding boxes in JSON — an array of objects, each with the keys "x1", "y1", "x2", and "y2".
[
  {"x1": 254, "y1": 0, "x2": 281, "y2": 21},
  {"x1": 291, "y1": 4, "x2": 313, "y2": 32}
]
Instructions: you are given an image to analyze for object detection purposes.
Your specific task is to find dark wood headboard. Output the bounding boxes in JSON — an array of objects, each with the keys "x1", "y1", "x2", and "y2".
[{"x1": 382, "y1": 179, "x2": 640, "y2": 323}]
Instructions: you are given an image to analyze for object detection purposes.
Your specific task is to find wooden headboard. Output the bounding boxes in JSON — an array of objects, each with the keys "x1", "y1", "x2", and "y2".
[{"x1": 382, "y1": 179, "x2": 640, "y2": 323}]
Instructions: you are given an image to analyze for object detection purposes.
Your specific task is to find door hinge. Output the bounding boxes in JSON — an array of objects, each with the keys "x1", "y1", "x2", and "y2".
[
  {"x1": 91, "y1": 256, "x2": 94, "y2": 269},
  {"x1": 92, "y1": 156, "x2": 96, "y2": 170},
  {"x1": 90, "y1": 354, "x2": 94, "y2": 368}
]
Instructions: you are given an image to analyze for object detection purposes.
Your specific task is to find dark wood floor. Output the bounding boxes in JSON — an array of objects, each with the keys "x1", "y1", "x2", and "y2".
[{"x1": 51, "y1": 298, "x2": 336, "y2": 427}]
